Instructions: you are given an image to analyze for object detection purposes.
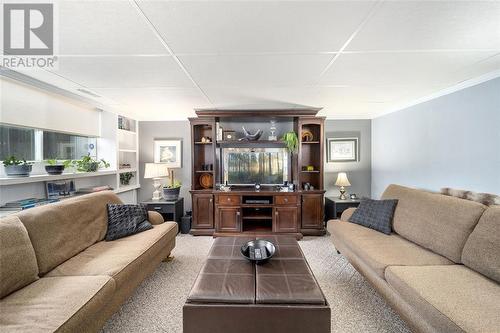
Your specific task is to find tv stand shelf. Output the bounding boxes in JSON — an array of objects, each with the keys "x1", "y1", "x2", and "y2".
[{"x1": 189, "y1": 108, "x2": 326, "y2": 238}]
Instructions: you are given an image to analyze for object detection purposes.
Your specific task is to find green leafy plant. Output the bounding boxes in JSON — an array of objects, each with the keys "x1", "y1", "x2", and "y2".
[
  {"x1": 46, "y1": 159, "x2": 72, "y2": 168},
  {"x1": 281, "y1": 131, "x2": 299, "y2": 153},
  {"x1": 72, "y1": 154, "x2": 110, "y2": 172},
  {"x1": 120, "y1": 172, "x2": 134, "y2": 185},
  {"x1": 164, "y1": 180, "x2": 182, "y2": 189},
  {"x1": 3, "y1": 156, "x2": 33, "y2": 167}
]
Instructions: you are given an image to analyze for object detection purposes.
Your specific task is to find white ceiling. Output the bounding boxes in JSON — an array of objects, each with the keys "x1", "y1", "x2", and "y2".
[{"x1": 8, "y1": 0, "x2": 500, "y2": 120}]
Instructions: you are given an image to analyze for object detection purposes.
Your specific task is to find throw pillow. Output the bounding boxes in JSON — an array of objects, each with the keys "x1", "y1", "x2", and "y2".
[
  {"x1": 106, "y1": 204, "x2": 153, "y2": 241},
  {"x1": 348, "y1": 198, "x2": 398, "y2": 234}
]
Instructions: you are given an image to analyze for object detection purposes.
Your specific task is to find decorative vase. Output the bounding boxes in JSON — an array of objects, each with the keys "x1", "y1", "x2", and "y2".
[
  {"x1": 45, "y1": 165, "x2": 65, "y2": 175},
  {"x1": 163, "y1": 187, "x2": 180, "y2": 201},
  {"x1": 5, "y1": 164, "x2": 32, "y2": 177}
]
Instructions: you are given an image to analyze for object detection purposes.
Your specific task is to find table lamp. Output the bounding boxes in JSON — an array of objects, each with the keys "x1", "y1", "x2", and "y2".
[
  {"x1": 335, "y1": 172, "x2": 351, "y2": 200},
  {"x1": 144, "y1": 163, "x2": 169, "y2": 200}
]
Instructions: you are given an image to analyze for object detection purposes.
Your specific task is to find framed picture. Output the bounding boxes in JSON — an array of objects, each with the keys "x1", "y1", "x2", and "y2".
[
  {"x1": 154, "y1": 139, "x2": 182, "y2": 167},
  {"x1": 327, "y1": 137, "x2": 358, "y2": 162},
  {"x1": 46, "y1": 180, "x2": 75, "y2": 199}
]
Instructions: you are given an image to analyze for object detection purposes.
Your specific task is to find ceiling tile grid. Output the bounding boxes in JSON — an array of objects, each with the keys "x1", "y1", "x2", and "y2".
[{"x1": 4, "y1": 0, "x2": 499, "y2": 120}]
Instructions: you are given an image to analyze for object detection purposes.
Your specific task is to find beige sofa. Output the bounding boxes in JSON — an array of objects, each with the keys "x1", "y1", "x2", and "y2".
[
  {"x1": 0, "y1": 191, "x2": 178, "y2": 333},
  {"x1": 328, "y1": 184, "x2": 500, "y2": 333}
]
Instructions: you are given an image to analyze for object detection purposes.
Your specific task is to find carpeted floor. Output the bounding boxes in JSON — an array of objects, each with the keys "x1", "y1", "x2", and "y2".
[{"x1": 102, "y1": 234, "x2": 411, "y2": 333}]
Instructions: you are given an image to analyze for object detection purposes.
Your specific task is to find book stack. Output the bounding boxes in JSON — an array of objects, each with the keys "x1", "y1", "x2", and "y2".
[
  {"x1": 0, "y1": 198, "x2": 60, "y2": 212},
  {"x1": 76, "y1": 185, "x2": 113, "y2": 194}
]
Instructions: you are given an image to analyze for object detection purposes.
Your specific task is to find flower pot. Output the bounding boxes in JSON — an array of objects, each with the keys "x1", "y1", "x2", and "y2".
[
  {"x1": 45, "y1": 165, "x2": 65, "y2": 175},
  {"x1": 5, "y1": 164, "x2": 32, "y2": 177},
  {"x1": 163, "y1": 187, "x2": 180, "y2": 201}
]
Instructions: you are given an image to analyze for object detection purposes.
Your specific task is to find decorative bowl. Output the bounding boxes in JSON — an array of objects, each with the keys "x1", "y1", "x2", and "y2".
[{"x1": 240, "y1": 239, "x2": 276, "y2": 264}]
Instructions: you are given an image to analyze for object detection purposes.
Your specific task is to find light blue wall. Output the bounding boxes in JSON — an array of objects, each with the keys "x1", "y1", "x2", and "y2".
[{"x1": 372, "y1": 77, "x2": 500, "y2": 198}]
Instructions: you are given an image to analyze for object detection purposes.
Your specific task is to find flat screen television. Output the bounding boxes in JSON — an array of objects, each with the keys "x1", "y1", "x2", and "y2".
[{"x1": 222, "y1": 147, "x2": 289, "y2": 185}]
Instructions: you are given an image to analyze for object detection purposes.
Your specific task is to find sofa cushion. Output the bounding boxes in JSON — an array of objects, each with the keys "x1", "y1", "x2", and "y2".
[
  {"x1": 348, "y1": 198, "x2": 398, "y2": 234},
  {"x1": 105, "y1": 204, "x2": 152, "y2": 241},
  {"x1": 15, "y1": 191, "x2": 123, "y2": 275},
  {"x1": 45, "y1": 222, "x2": 177, "y2": 289},
  {"x1": 385, "y1": 265, "x2": 500, "y2": 333},
  {"x1": 328, "y1": 220, "x2": 452, "y2": 278},
  {"x1": 462, "y1": 206, "x2": 500, "y2": 283},
  {"x1": 0, "y1": 216, "x2": 39, "y2": 298},
  {"x1": 382, "y1": 184, "x2": 486, "y2": 262},
  {"x1": 0, "y1": 276, "x2": 115, "y2": 333}
]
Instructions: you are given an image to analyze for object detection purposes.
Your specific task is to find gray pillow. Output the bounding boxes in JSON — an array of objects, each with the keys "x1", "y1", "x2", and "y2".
[
  {"x1": 348, "y1": 198, "x2": 398, "y2": 234},
  {"x1": 106, "y1": 204, "x2": 153, "y2": 241}
]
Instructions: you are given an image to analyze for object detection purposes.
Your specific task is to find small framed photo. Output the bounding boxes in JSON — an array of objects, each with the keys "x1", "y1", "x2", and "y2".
[
  {"x1": 154, "y1": 139, "x2": 182, "y2": 168},
  {"x1": 327, "y1": 137, "x2": 358, "y2": 162}
]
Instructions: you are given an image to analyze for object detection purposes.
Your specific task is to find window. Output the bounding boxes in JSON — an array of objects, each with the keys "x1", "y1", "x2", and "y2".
[
  {"x1": 43, "y1": 132, "x2": 96, "y2": 160},
  {"x1": 0, "y1": 125, "x2": 36, "y2": 161},
  {"x1": 0, "y1": 124, "x2": 97, "y2": 162}
]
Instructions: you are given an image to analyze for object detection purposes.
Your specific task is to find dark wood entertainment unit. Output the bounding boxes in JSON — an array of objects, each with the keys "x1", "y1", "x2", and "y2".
[{"x1": 189, "y1": 108, "x2": 326, "y2": 238}]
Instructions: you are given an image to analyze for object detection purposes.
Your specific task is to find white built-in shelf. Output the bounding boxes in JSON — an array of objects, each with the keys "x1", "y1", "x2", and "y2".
[
  {"x1": 114, "y1": 184, "x2": 141, "y2": 194},
  {"x1": 0, "y1": 170, "x2": 118, "y2": 186},
  {"x1": 118, "y1": 168, "x2": 137, "y2": 173},
  {"x1": 119, "y1": 149, "x2": 137, "y2": 153}
]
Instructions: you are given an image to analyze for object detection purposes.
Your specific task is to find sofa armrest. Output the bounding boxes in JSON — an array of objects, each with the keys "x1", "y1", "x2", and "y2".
[
  {"x1": 340, "y1": 208, "x2": 356, "y2": 222},
  {"x1": 148, "y1": 211, "x2": 164, "y2": 225}
]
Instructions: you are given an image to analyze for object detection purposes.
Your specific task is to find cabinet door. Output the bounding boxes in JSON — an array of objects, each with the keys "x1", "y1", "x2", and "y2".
[
  {"x1": 192, "y1": 194, "x2": 214, "y2": 229},
  {"x1": 216, "y1": 207, "x2": 241, "y2": 232},
  {"x1": 301, "y1": 194, "x2": 324, "y2": 229},
  {"x1": 274, "y1": 207, "x2": 298, "y2": 233}
]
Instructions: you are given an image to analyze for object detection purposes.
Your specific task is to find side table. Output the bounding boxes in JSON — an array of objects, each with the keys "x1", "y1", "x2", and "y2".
[
  {"x1": 142, "y1": 198, "x2": 184, "y2": 230},
  {"x1": 325, "y1": 197, "x2": 361, "y2": 221}
]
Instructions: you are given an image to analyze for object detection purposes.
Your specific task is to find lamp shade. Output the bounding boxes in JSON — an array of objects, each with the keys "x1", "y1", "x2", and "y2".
[
  {"x1": 335, "y1": 172, "x2": 351, "y2": 187},
  {"x1": 144, "y1": 163, "x2": 169, "y2": 179}
]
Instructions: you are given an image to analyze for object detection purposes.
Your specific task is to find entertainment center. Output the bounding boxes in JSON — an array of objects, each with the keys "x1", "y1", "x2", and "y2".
[{"x1": 189, "y1": 108, "x2": 325, "y2": 239}]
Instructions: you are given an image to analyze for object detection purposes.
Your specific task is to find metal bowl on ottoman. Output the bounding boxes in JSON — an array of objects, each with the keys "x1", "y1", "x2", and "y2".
[{"x1": 240, "y1": 239, "x2": 276, "y2": 264}]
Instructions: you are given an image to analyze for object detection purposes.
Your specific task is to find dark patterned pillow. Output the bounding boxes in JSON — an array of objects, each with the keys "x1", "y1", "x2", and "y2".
[
  {"x1": 348, "y1": 198, "x2": 398, "y2": 234},
  {"x1": 106, "y1": 204, "x2": 153, "y2": 241}
]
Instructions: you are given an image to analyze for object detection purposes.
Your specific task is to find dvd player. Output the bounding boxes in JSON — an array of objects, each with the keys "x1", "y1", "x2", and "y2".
[{"x1": 245, "y1": 199, "x2": 271, "y2": 204}]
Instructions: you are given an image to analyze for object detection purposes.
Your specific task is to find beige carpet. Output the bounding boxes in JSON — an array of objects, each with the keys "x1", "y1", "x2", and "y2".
[{"x1": 102, "y1": 234, "x2": 411, "y2": 333}]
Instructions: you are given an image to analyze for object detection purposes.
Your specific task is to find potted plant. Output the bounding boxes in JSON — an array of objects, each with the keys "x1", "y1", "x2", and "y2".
[
  {"x1": 163, "y1": 180, "x2": 181, "y2": 201},
  {"x1": 45, "y1": 159, "x2": 72, "y2": 175},
  {"x1": 282, "y1": 131, "x2": 299, "y2": 154},
  {"x1": 120, "y1": 172, "x2": 134, "y2": 186},
  {"x1": 73, "y1": 154, "x2": 110, "y2": 172},
  {"x1": 3, "y1": 156, "x2": 33, "y2": 177}
]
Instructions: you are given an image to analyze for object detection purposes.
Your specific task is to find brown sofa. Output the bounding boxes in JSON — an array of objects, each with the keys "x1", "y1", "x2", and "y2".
[
  {"x1": 328, "y1": 184, "x2": 500, "y2": 333},
  {"x1": 0, "y1": 191, "x2": 178, "y2": 333}
]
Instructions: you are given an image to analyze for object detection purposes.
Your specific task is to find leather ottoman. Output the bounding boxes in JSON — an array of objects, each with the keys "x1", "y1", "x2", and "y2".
[{"x1": 183, "y1": 236, "x2": 331, "y2": 333}]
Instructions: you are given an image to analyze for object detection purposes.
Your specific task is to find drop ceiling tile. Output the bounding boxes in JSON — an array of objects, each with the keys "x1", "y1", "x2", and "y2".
[
  {"x1": 348, "y1": 1, "x2": 500, "y2": 51},
  {"x1": 180, "y1": 54, "x2": 332, "y2": 87},
  {"x1": 319, "y1": 51, "x2": 498, "y2": 86},
  {"x1": 52, "y1": 56, "x2": 193, "y2": 88},
  {"x1": 203, "y1": 85, "x2": 320, "y2": 109},
  {"x1": 57, "y1": 0, "x2": 166, "y2": 55},
  {"x1": 138, "y1": 1, "x2": 375, "y2": 54},
  {"x1": 93, "y1": 87, "x2": 209, "y2": 120}
]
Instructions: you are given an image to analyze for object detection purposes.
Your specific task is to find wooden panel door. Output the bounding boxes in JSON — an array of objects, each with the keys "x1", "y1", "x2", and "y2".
[
  {"x1": 216, "y1": 207, "x2": 241, "y2": 232},
  {"x1": 192, "y1": 194, "x2": 214, "y2": 229},
  {"x1": 273, "y1": 207, "x2": 298, "y2": 233},
  {"x1": 301, "y1": 194, "x2": 324, "y2": 229}
]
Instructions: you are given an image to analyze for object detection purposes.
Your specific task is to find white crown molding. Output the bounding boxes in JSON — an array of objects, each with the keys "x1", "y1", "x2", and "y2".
[{"x1": 372, "y1": 69, "x2": 500, "y2": 119}]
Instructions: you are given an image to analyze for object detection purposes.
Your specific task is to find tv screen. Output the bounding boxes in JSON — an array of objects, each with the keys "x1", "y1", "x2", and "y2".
[{"x1": 222, "y1": 147, "x2": 289, "y2": 185}]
